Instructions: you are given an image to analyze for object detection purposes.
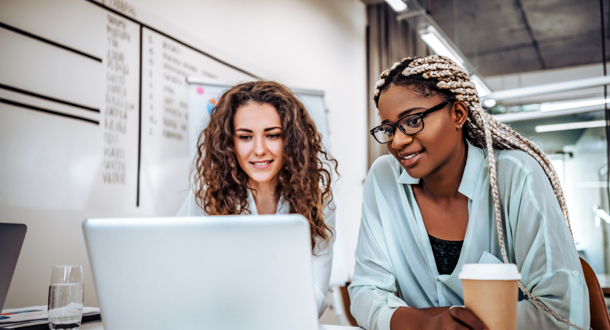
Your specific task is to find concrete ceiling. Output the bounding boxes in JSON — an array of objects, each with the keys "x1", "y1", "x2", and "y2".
[{"x1": 363, "y1": 0, "x2": 610, "y2": 77}]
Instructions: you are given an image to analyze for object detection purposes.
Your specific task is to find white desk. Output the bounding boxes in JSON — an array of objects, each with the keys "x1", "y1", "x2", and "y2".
[{"x1": 81, "y1": 320, "x2": 362, "y2": 329}]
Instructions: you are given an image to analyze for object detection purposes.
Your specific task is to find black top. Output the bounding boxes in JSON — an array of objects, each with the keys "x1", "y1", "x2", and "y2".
[{"x1": 428, "y1": 234, "x2": 464, "y2": 275}]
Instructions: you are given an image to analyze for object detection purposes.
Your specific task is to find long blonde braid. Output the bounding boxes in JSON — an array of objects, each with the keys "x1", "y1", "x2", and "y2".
[{"x1": 373, "y1": 55, "x2": 586, "y2": 330}]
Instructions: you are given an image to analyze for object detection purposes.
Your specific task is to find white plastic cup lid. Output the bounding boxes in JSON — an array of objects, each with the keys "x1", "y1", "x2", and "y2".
[{"x1": 458, "y1": 263, "x2": 522, "y2": 280}]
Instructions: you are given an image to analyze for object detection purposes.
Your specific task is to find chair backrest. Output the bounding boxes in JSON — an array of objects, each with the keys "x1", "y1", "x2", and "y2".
[
  {"x1": 580, "y1": 257, "x2": 610, "y2": 330},
  {"x1": 339, "y1": 285, "x2": 358, "y2": 326}
]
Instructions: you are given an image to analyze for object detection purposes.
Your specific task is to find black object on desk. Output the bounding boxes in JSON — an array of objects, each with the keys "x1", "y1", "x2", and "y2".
[
  {"x1": 0, "y1": 313, "x2": 101, "y2": 330},
  {"x1": 0, "y1": 223, "x2": 27, "y2": 313}
]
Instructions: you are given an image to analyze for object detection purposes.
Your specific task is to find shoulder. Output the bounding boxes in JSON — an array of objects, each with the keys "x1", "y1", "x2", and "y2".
[
  {"x1": 494, "y1": 149, "x2": 546, "y2": 178},
  {"x1": 492, "y1": 149, "x2": 556, "y2": 199}
]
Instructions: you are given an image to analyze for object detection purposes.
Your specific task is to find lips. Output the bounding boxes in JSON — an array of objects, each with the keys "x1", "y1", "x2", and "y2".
[
  {"x1": 398, "y1": 149, "x2": 424, "y2": 167},
  {"x1": 250, "y1": 160, "x2": 274, "y2": 169}
]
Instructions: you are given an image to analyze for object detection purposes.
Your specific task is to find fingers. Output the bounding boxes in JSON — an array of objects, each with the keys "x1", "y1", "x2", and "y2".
[{"x1": 448, "y1": 307, "x2": 488, "y2": 330}]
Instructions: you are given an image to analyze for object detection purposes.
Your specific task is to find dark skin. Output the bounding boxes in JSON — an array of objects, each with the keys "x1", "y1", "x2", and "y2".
[{"x1": 377, "y1": 85, "x2": 487, "y2": 330}]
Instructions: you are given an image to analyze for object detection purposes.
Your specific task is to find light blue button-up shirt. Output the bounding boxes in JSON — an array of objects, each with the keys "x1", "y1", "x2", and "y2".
[{"x1": 349, "y1": 142, "x2": 590, "y2": 330}]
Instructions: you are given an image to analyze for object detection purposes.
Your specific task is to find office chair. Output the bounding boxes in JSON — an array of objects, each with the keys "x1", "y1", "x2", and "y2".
[{"x1": 580, "y1": 257, "x2": 610, "y2": 330}]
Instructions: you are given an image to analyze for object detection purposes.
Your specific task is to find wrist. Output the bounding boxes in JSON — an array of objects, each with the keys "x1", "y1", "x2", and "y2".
[{"x1": 390, "y1": 307, "x2": 429, "y2": 330}]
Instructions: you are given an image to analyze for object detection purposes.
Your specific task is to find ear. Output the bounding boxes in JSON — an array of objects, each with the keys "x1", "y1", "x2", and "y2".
[{"x1": 451, "y1": 101, "x2": 469, "y2": 127}]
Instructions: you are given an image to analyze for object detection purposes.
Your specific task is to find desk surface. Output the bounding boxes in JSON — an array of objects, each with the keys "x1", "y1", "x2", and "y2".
[{"x1": 80, "y1": 321, "x2": 361, "y2": 330}]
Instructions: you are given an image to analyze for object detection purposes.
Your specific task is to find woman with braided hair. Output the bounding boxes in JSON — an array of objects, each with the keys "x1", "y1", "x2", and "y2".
[
  {"x1": 176, "y1": 80, "x2": 338, "y2": 318},
  {"x1": 348, "y1": 55, "x2": 589, "y2": 330}
]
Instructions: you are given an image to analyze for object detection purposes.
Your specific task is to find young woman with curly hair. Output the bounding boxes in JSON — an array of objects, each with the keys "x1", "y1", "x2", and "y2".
[
  {"x1": 348, "y1": 55, "x2": 589, "y2": 330},
  {"x1": 177, "y1": 80, "x2": 338, "y2": 318}
]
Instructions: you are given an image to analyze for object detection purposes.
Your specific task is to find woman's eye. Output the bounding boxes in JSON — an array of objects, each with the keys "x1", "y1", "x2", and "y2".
[
  {"x1": 405, "y1": 117, "x2": 421, "y2": 126},
  {"x1": 267, "y1": 134, "x2": 280, "y2": 139},
  {"x1": 238, "y1": 135, "x2": 252, "y2": 141}
]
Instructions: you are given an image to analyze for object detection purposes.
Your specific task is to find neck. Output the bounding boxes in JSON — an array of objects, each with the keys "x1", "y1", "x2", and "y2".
[
  {"x1": 249, "y1": 178, "x2": 279, "y2": 214},
  {"x1": 420, "y1": 142, "x2": 468, "y2": 200}
]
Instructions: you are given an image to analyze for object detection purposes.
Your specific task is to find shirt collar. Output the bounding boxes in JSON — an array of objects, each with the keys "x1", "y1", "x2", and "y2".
[
  {"x1": 246, "y1": 189, "x2": 288, "y2": 214},
  {"x1": 458, "y1": 140, "x2": 485, "y2": 200},
  {"x1": 397, "y1": 140, "x2": 485, "y2": 200}
]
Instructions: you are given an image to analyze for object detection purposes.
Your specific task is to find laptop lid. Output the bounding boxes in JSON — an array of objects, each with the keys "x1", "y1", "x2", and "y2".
[
  {"x1": 83, "y1": 215, "x2": 318, "y2": 330},
  {"x1": 0, "y1": 223, "x2": 27, "y2": 312}
]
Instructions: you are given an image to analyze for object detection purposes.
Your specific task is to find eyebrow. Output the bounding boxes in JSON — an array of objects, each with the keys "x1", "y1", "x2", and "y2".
[
  {"x1": 235, "y1": 126, "x2": 282, "y2": 133},
  {"x1": 381, "y1": 107, "x2": 425, "y2": 125}
]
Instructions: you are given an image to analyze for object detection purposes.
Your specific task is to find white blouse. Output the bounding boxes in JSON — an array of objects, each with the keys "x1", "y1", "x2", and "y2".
[{"x1": 176, "y1": 190, "x2": 336, "y2": 318}]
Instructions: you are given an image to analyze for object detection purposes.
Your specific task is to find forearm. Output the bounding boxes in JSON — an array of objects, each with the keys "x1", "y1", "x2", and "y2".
[
  {"x1": 390, "y1": 307, "x2": 436, "y2": 330},
  {"x1": 390, "y1": 306, "x2": 486, "y2": 330},
  {"x1": 420, "y1": 306, "x2": 450, "y2": 315}
]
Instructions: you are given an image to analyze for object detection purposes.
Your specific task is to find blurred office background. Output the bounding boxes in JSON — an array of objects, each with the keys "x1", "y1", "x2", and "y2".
[{"x1": 0, "y1": 0, "x2": 609, "y2": 324}]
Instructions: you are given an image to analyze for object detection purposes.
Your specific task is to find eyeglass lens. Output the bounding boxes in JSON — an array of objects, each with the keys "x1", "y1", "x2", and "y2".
[{"x1": 372, "y1": 115, "x2": 424, "y2": 143}]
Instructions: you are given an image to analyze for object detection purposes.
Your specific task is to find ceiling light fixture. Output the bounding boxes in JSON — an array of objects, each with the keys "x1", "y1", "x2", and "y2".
[
  {"x1": 419, "y1": 26, "x2": 464, "y2": 67},
  {"x1": 483, "y1": 99, "x2": 497, "y2": 108},
  {"x1": 471, "y1": 75, "x2": 491, "y2": 97},
  {"x1": 385, "y1": 0, "x2": 408, "y2": 12},
  {"x1": 593, "y1": 205, "x2": 610, "y2": 225},
  {"x1": 481, "y1": 76, "x2": 610, "y2": 101},
  {"x1": 534, "y1": 120, "x2": 606, "y2": 133},
  {"x1": 540, "y1": 97, "x2": 610, "y2": 112}
]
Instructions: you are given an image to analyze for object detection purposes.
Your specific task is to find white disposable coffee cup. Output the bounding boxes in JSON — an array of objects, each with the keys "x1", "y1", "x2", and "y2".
[{"x1": 459, "y1": 263, "x2": 521, "y2": 330}]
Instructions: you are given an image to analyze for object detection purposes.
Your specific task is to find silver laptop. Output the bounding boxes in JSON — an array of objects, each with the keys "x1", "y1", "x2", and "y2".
[
  {"x1": 0, "y1": 223, "x2": 27, "y2": 313},
  {"x1": 83, "y1": 215, "x2": 318, "y2": 330}
]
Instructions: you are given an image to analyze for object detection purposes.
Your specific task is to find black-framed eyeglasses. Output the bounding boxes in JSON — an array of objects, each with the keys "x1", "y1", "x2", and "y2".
[{"x1": 370, "y1": 101, "x2": 451, "y2": 144}]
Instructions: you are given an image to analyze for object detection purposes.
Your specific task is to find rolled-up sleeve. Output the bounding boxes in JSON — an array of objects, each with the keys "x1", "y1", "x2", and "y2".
[
  {"x1": 349, "y1": 167, "x2": 408, "y2": 330},
  {"x1": 499, "y1": 154, "x2": 590, "y2": 330}
]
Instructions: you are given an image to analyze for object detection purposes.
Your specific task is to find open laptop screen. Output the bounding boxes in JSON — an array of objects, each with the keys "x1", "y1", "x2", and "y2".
[{"x1": 83, "y1": 215, "x2": 318, "y2": 330}]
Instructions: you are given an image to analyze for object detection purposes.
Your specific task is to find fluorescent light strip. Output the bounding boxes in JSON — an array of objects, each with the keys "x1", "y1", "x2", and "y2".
[
  {"x1": 385, "y1": 0, "x2": 407, "y2": 12},
  {"x1": 482, "y1": 76, "x2": 610, "y2": 101},
  {"x1": 419, "y1": 26, "x2": 464, "y2": 66},
  {"x1": 540, "y1": 97, "x2": 610, "y2": 112},
  {"x1": 483, "y1": 99, "x2": 496, "y2": 107},
  {"x1": 535, "y1": 120, "x2": 606, "y2": 133},
  {"x1": 594, "y1": 205, "x2": 610, "y2": 224},
  {"x1": 418, "y1": 26, "x2": 492, "y2": 98},
  {"x1": 471, "y1": 75, "x2": 491, "y2": 97}
]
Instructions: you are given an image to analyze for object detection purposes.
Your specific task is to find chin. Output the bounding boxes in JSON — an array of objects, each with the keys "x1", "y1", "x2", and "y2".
[
  {"x1": 403, "y1": 168, "x2": 426, "y2": 180},
  {"x1": 250, "y1": 172, "x2": 279, "y2": 184},
  {"x1": 400, "y1": 161, "x2": 432, "y2": 179}
]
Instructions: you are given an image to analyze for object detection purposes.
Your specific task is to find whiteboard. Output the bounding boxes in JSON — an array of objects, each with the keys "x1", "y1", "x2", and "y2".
[
  {"x1": 0, "y1": 0, "x2": 259, "y2": 307},
  {"x1": 0, "y1": 0, "x2": 255, "y2": 215}
]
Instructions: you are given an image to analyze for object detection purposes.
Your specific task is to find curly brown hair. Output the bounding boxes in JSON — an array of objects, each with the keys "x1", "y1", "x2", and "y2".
[{"x1": 193, "y1": 80, "x2": 338, "y2": 250}]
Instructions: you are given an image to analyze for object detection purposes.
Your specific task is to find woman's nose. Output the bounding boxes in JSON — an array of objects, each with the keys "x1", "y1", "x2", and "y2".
[
  {"x1": 254, "y1": 137, "x2": 266, "y2": 156},
  {"x1": 391, "y1": 129, "x2": 413, "y2": 150}
]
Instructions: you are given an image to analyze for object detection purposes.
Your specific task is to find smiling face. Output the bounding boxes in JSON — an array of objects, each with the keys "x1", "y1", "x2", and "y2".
[
  {"x1": 233, "y1": 101, "x2": 285, "y2": 187},
  {"x1": 377, "y1": 84, "x2": 467, "y2": 179}
]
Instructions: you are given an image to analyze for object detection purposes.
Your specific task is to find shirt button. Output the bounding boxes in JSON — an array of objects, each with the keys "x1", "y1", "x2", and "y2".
[{"x1": 572, "y1": 271, "x2": 579, "y2": 277}]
